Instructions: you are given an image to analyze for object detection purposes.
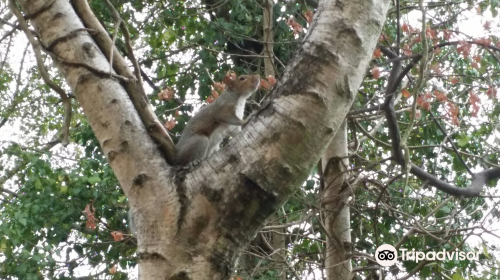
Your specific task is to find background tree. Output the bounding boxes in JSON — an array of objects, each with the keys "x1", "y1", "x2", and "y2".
[{"x1": 0, "y1": 0, "x2": 499, "y2": 280}]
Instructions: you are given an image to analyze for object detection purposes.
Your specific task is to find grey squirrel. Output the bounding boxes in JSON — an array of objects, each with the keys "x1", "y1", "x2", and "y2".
[{"x1": 175, "y1": 74, "x2": 261, "y2": 166}]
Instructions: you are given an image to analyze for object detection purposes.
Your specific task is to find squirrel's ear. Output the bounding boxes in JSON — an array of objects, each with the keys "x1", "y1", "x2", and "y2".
[{"x1": 223, "y1": 75, "x2": 234, "y2": 89}]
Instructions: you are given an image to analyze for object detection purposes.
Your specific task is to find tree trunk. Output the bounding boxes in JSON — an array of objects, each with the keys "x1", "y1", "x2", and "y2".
[
  {"x1": 16, "y1": 0, "x2": 389, "y2": 278},
  {"x1": 263, "y1": 2, "x2": 287, "y2": 279},
  {"x1": 321, "y1": 122, "x2": 352, "y2": 280}
]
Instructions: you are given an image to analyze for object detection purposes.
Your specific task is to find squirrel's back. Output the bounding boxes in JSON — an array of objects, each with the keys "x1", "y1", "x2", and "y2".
[{"x1": 175, "y1": 74, "x2": 260, "y2": 166}]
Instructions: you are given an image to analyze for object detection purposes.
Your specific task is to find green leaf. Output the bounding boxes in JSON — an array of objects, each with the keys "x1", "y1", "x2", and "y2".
[
  {"x1": 421, "y1": 266, "x2": 431, "y2": 277},
  {"x1": 492, "y1": 0, "x2": 498, "y2": 10},
  {"x1": 32, "y1": 254, "x2": 42, "y2": 262},
  {"x1": 0, "y1": 239, "x2": 8, "y2": 253},
  {"x1": 35, "y1": 179, "x2": 43, "y2": 190},
  {"x1": 60, "y1": 185, "x2": 68, "y2": 194},
  {"x1": 483, "y1": 244, "x2": 491, "y2": 259},
  {"x1": 441, "y1": 206, "x2": 451, "y2": 214},
  {"x1": 457, "y1": 136, "x2": 470, "y2": 147},
  {"x1": 452, "y1": 272, "x2": 465, "y2": 280},
  {"x1": 87, "y1": 176, "x2": 101, "y2": 184},
  {"x1": 18, "y1": 217, "x2": 27, "y2": 226}
]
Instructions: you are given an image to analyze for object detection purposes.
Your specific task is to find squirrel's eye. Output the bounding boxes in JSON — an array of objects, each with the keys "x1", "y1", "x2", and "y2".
[{"x1": 239, "y1": 76, "x2": 246, "y2": 81}]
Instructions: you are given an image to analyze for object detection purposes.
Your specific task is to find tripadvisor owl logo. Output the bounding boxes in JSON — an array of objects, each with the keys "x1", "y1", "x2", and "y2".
[
  {"x1": 375, "y1": 244, "x2": 480, "y2": 266},
  {"x1": 375, "y1": 244, "x2": 398, "y2": 266}
]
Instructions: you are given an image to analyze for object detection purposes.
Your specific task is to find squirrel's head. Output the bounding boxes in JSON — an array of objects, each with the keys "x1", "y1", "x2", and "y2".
[{"x1": 223, "y1": 75, "x2": 260, "y2": 98}]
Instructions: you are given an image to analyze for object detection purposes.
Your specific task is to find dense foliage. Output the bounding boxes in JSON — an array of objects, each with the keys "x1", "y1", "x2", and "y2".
[{"x1": 0, "y1": 0, "x2": 499, "y2": 279}]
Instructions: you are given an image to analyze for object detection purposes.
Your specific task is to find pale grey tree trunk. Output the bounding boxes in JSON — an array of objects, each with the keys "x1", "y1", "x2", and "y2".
[
  {"x1": 321, "y1": 122, "x2": 352, "y2": 280},
  {"x1": 263, "y1": 2, "x2": 287, "y2": 279},
  {"x1": 15, "y1": 0, "x2": 390, "y2": 279}
]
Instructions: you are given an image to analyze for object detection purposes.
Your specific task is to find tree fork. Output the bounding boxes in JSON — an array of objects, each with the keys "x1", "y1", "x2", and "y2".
[
  {"x1": 70, "y1": 0, "x2": 177, "y2": 164},
  {"x1": 13, "y1": 0, "x2": 391, "y2": 278}
]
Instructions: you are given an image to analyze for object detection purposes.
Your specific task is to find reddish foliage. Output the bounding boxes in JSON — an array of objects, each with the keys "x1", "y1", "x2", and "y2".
[
  {"x1": 429, "y1": 64, "x2": 441, "y2": 74},
  {"x1": 446, "y1": 102, "x2": 460, "y2": 125},
  {"x1": 402, "y1": 89, "x2": 411, "y2": 98},
  {"x1": 371, "y1": 67, "x2": 381, "y2": 79},
  {"x1": 426, "y1": 27, "x2": 437, "y2": 39},
  {"x1": 457, "y1": 42, "x2": 471, "y2": 58},
  {"x1": 413, "y1": 34, "x2": 422, "y2": 43},
  {"x1": 206, "y1": 95, "x2": 215, "y2": 104},
  {"x1": 86, "y1": 220, "x2": 96, "y2": 230},
  {"x1": 474, "y1": 38, "x2": 491, "y2": 47},
  {"x1": 471, "y1": 62, "x2": 479, "y2": 69},
  {"x1": 111, "y1": 231, "x2": 124, "y2": 241},
  {"x1": 213, "y1": 82, "x2": 225, "y2": 92},
  {"x1": 403, "y1": 44, "x2": 412, "y2": 56},
  {"x1": 469, "y1": 91, "x2": 480, "y2": 117},
  {"x1": 164, "y1": 119, "x2": 176, "y2": 130},
  {"x1": 109, "y1": 265, "x2": 117, "y2": 275},
  {"x1": 434, "y1": 90, "x2": 447, "y2": 102},
  {"x1": 402, "y1": 23, "x2": 410, "y2": 33},
  {"x1": 304, "y1": 10, "x2": 314, "y2": 23},
  {"x1": 486, "y1": 86, "x2": 497, "y2": 97},
  {"x1": 469, "y1": 91, "x2": 480, "y2": 104},
  {"x1": 373, "y1": 48, "x2": 382, "y2": 58},
  {"x1": 286, "y1": 17, "x2": 303, "y2": 35},
  {"x1": 480, "y1": 38, "x2": 491, "y2": 46},
  {"x1": 483, "y1": 21, "x2": 491, "y2": 30},
  {"x1": 470, "y1": 104, "x2": 480, "y2": 117},
  {"x1": 450, "y1": 77, "x2": 459, "y2": 85},
  {"x1": 260, "y1": 79, "x2": 269, "y2": 90},
  {"x1": 434, "y1": 47, "x2": 442, "y2": 55},
  {"x1": 267, "y1": 75, "x2": 277, "y2": 86},
  {"x1": 82, "y1": 203, "x2": 97, "y2": 230},
  {"x1": 158, "y1": 87, "x2": 174, "y2": 101},
  {"x1": 443, "y1": 29, "x2": 453, "y2": 40},
  {"x1": 417, "y1": 93, "x2": 432, "y2": 111},
  {"x1": 82, "y1": 203, "x2": 94, "y2": 216},
  {"x1": 401, "y1": 22, "x2": 415, "y2": 33}
]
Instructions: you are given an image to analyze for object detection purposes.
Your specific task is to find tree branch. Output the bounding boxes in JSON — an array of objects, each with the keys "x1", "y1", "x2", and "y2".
[
  {"x1": 0, "y1": 140, "x2": 60, "y2": 187},
  {"x1": 70, "y1": 0, "x2": 177, "y2": 164},
  {"x1": 378, "y1": 34, "x2": 500, "y2": 197}
]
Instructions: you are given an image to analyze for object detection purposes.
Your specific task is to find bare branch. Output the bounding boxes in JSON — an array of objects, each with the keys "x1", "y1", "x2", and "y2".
[{"x1": 102, "y1": 0, "x2": 143, "y2": 88}]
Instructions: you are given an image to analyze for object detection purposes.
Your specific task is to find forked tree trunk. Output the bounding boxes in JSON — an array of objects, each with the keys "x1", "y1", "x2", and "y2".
[{"x1": 16, "y1": 0, "x2": 389, "y2": 279}]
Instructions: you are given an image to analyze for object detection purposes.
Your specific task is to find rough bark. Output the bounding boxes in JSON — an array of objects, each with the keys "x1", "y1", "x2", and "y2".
[
  {"x1": 70, "y1": 0, "x2": 177, "y2": 164},
  {"x1": 16, "y1": 0, "x2": 390, "y2": 279},
  {"x1": 321, "y1": 122, "x2": 352, "y2": 280},
  {"x1": 262, "y1": 2, "x2": 286, "y2": 278}
]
